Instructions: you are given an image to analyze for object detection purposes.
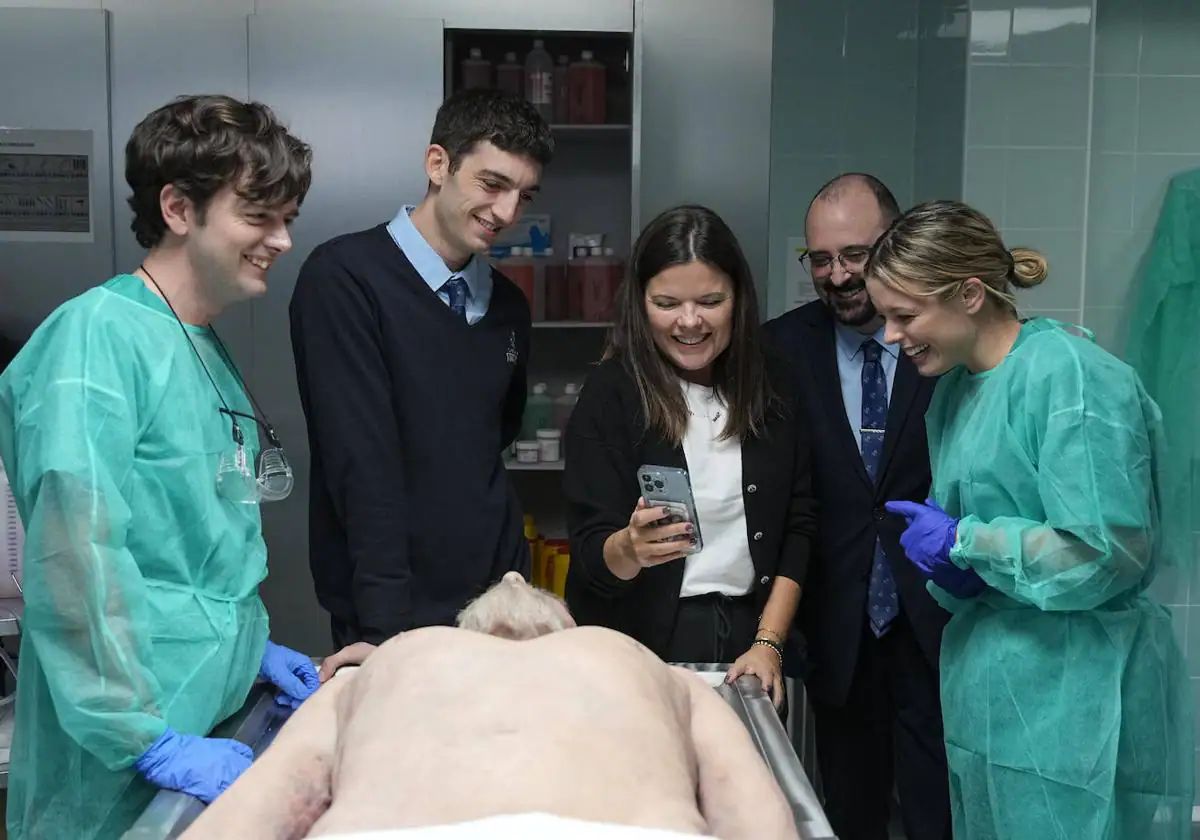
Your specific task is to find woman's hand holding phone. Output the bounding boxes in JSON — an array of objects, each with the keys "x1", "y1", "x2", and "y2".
[{"x1": 606, "y1": 498, "x2": 696, "y2": 579}]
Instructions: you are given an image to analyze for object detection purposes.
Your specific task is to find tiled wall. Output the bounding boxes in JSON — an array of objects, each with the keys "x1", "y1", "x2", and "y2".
[
  {"x1": 768, "y1": 0, "x2": 920, "y2": 314},
  {"x1": 915, "y1": 0, "x2": 968, "y2": 201},
  {"x1": 960, "y1": 1, "x2": 1094, "y2": 326},
  {"x1": 963, "y1": 0, "x2": 1200, "y2": 805},
  {"x1": 1085, "y1": 0, "x2": 1200, "y2": 805}
]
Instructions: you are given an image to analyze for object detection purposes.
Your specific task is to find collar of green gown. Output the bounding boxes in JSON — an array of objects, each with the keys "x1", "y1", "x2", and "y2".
[
  {"x1": 108, "y1": 273, "x2": 214, "y2": 336},
  {"x1": 965, "y1": 317, "x2": 1094, "y2": 380}
]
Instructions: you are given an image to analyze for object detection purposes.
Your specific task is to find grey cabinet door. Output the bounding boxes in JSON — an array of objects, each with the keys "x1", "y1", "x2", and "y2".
[
  {"x1": 0, "y1": 9, "x2": 113, "y2": 338},
  {"x1": 247, "y1": 11, "x2": 444, "y2": 652},
  {"x1": 633, "y1": 0, "x2": 773, "y2": 304}
]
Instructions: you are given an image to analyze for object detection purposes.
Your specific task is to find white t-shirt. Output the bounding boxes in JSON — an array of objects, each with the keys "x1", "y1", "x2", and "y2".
[{"x1": 678, "y1": 381, "x2": 755, "y2": 598}]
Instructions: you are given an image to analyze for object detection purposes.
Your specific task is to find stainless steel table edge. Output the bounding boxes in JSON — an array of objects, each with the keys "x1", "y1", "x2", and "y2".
[
  {"x1": 677, "y1": 663, "x2": 837, "y2": 840},
  {"x1": 122, "y1": 681, "x2": 288, "y2": 839}
]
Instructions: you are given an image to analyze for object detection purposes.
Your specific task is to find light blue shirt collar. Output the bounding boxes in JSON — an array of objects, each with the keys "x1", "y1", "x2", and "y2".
[
  {"x1": 386, "y1": 205, "x2": 493, "y2": 322},
  {"x1": 833, "y1": 321, "x2": 898, "y2": 364}
]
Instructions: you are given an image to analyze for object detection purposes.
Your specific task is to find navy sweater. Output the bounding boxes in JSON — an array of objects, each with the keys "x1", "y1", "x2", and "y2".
[{"x1": 290, "y1": 224, "x2": 531, "y2": 644}]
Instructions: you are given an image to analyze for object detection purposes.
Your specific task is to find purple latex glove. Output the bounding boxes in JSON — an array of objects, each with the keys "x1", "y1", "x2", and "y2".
[
  {"x1": 134, "y1": 728, "x2": 253, "y2": 803},
  {"x1": 259, "y1": 640, "x2": 319, "y2": 710},
  {"x1": 884, "y1": 498, "x2": 986, "y2": 599}
]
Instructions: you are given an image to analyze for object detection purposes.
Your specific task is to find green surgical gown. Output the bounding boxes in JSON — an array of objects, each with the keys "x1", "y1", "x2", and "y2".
[
  {"x1": 0, "y1": 274, "x2": 270, "y2": 839},
  {"x1": 926, "y1": 318, "x2": 1193, "y2": 840},
  {"x1": 1127, "y1": 168, "x2": 1200, "y2": 535}
]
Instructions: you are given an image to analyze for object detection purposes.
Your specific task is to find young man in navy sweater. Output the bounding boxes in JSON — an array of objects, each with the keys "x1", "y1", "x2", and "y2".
[{"x1": 290, "y1": 89, "x2": 554, "y2": 647}]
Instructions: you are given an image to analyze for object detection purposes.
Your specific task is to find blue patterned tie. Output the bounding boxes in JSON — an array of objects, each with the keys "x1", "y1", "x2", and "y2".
[
  {"x1": 861, "y1": 339, "x2": 899, "y2": 637},
  {"x1": 442, "y1": 276, "x2": 469, "y2": 322}
]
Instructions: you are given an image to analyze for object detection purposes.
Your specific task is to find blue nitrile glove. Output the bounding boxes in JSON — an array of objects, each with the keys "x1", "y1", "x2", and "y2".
[
  {"x1": 884, "y1": 498, "x2": 986, "y2": 599},
  {"x1": 259, "y1": 640, "x2": 320, "y2": 710},
  {"x1": 134, "y1": 728, "x2": 253, "y2": 803}
]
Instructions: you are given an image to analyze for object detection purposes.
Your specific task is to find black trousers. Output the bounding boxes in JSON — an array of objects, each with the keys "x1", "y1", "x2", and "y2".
[
  {"x1": 809, "y1": 612, "x2": 951, "y2": 840},
  {"x1": 662, "y1": 592, "x2": 758, "y2": 663},
  {"x1": 663, "y1": 592, "x2": 789, "y2": 720}
]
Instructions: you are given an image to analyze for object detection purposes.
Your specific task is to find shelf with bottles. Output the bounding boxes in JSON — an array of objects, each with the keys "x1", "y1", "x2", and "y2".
[
  {"x1": 497, "y1": 243, "x2": 625, "y2": 324},
  {"x1": 444, "y1": 30, "x2": 632, "y2": 127},
  {"x1": 504, "y1": 456, "x2": 565, "y2": 472},
  {"x1": 507, "y1": 380, "x2": 580, "y2": 474}
]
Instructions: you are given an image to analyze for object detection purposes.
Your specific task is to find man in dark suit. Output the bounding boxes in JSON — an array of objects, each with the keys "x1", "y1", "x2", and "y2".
[{"x1": 765, "y1": 173, "x2": 951, "y2": 840}]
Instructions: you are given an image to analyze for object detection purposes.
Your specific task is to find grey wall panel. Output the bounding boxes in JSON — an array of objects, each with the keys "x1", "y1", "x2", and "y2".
[
  {"x1": 635, "y1": 0, "x2": 774, "y2": 306},
  {"x1": 247, "y1": 11, "x2": 444, "y2": 653},
  {"x1": 0, "y1": 8, "x2": 112, "y2": 338},
  {"x1": 252, "y1": 0, "x2": 633, "y2": 32},
  {"x1": 107, "y1": 8, "x2": 255, "y2": 365}
]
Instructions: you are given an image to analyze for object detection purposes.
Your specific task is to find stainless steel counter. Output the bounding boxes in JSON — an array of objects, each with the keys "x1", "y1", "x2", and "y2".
[{"x1": 125, "y1": 667, "x2": 836, "y2": 839}]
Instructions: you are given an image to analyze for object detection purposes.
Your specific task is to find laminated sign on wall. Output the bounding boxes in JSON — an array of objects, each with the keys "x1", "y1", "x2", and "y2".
[{"x1": 0, "y1": 128, "x2": 93, "y2": 243}]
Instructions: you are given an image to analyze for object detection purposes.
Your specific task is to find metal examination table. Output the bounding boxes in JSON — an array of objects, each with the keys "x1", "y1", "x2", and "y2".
[{"x1": 124, "y1": 666, "x2": 836, "y2": 839}]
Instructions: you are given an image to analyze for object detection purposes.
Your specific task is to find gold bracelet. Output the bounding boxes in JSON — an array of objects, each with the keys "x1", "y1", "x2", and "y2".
[
  {"x1": 752, "y1": 638, "x2": 783, "y2": 667},
  {"x1": 756, "y1": 625, "x2": 783, "y2": 643}
]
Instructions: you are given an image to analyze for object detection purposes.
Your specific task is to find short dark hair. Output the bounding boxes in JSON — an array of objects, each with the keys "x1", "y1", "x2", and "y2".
[
  {"x1": 808, "y1": 172, "x2": 901, "y2": 225},
  {"x1": 430, "y1": 88, "x2": 554, "y2": 173},
  {"x1": 607, "y1": 205, "x2": 775, "y2": 444},
  {"x1": 125, "y1": 94, "x2": 313, "y2": 248}
]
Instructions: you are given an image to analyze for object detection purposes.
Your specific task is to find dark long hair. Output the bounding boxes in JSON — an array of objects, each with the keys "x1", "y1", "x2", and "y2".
[{"x1": 606, "y1": 205, "x2": 774, "y2": 444}]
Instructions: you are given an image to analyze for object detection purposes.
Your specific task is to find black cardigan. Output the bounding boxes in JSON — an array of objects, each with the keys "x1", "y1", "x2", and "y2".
[{"x1": 563, "y1": 355, "x2": 817, "y2": 658}]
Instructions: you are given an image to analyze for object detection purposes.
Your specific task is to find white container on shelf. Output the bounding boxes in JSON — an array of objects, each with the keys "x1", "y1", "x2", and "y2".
[
  {"x1": 515, "y1": 441, "x2": 540, "y2": 464},
  {"x1": 535, "y1": 428, "x2": 562, "y2": 462}
]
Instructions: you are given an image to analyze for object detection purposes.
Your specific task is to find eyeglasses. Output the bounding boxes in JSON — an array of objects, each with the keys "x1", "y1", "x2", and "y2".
[
  {"x1": 215, "y1": 410, "x2": 294, "y2": 504},
  {"x1": 798, "y1": 245, "x2": 873, "y2": 277}
]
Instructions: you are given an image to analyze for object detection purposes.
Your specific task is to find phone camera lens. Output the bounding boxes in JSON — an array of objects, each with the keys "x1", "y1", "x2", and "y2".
[
  {"x1": 643, "y1": 483, "x2": 654, "y2": 493},
  {"x1": 641, "y1": 474, "x2": 651, "y2": 482},
  {"x1": 654, "y1": 480, "x2": 664, "y2": 489}
]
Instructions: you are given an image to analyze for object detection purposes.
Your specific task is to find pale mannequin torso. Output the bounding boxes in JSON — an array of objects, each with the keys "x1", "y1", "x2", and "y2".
[{"x1": 182, "y1": 625, "x2": 797, "y2": 840}]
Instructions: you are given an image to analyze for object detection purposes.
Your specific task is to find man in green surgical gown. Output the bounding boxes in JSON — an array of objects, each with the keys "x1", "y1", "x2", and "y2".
[{"x1": 0, "y1": 95, "x2": 316, "y2": 839}]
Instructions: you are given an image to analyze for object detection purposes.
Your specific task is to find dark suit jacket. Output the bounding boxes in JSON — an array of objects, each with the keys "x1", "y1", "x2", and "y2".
[
  {"x1": 563, "y1": 356, "x2": 818, "y2": 659},
  {"x1": 765, "y1": 301, "x2": 948, "y2": 706}
]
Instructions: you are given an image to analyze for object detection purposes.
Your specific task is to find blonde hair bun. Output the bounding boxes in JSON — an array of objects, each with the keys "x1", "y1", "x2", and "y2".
[{"x1": 1010, "y1": 247, "x2": 1048, "y2": 288}]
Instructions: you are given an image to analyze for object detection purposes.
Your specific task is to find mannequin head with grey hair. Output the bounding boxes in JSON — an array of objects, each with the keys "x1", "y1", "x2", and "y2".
[{"x1": 456, "y1": 572, "x2": 576, "y2": 640}]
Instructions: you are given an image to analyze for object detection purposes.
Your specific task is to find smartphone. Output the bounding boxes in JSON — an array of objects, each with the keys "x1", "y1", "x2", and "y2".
[{"x1": 637, "y1": 464, "x2": 704, "y2": 554}]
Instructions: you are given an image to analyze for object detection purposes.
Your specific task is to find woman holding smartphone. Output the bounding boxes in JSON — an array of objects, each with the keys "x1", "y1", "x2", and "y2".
[{"x1": 563, "y1": 205, "x2": 818, "y2": 707}]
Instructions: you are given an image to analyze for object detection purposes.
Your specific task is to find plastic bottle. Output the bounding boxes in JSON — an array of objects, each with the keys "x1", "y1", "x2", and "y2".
[
  {"x1": 524, "y1": 39, "x2": 554, "y2": 122},
  {"x1": 581, "y1": 245, "x2": 615, "y2": 322},
  {"x1": 540, "y1": 539, "x2": 569, "y2": 594},
  {"x1": 461, "y1": 47, "x2": 492, "y2": 91},
  {"x1": 501, "y1": 247, "x2": 538, "y2": 318},
  {"x1": 553, "y1": 54, "x2": 571, "y2": 123},
  {"x1": 604, "y1": 247, "x2": 625, "y2": 320},
  {"x1": 567, "y1": 245, "x2": 587, "y2": 320},
  {"x1": 543, "y1": 249, "x2": 568, "y2": 321},
  {"x1": 528, "y1": 246, "x2": 553, "y2": 322},
  {"x1": 568, "y1": 50, "x2": 606, "y2": 124},
  {"x1": 522, "y1": 382, "x2": 555, "y2": 441},
  {"x1": 536, "y1": 428, "x2": 561, "y2": 462},
  {"x1": 496, "y1": 51, "x2": 523, "y2": 98},
  {"x1": 554, "y1": 382, "x2": 580, "y2": 433},
  {"x1": 523, "y1": 514, "x2": 543, "y2": 587},
  {"x1": 551, "y1": 546, "x2": 570, "y2": 597}
]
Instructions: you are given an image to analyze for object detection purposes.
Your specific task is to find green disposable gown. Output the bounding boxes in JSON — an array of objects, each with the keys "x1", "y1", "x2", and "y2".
[
  {"x1": 925, "y1": 318, "x2": 1193, "y2": 840},
  {"x1": 0, "y1": 275, "x2": 270, "y2": 839},
  {"x1": 1126, "y1": 168, "x2": 1200, "y2": 533}
]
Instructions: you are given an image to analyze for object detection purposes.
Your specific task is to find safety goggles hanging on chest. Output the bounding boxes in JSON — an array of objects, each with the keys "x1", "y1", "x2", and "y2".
[{"x1": 141, "y1": 265, "x2": 294, "y2": 504}]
